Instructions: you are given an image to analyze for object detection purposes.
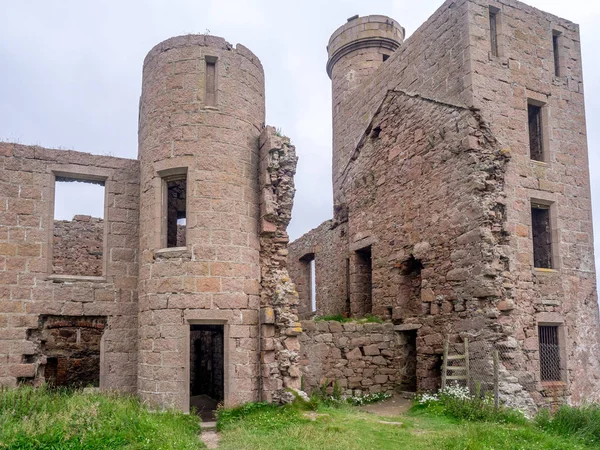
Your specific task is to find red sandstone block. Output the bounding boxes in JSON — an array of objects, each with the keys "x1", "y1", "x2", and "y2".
[
  {"x1": 0, "y1": 243, "x2": 17, "y2": 256},
  {"x1": 0, "y1": 300, "x2": 24, "y2": 313},
  {"x1": 16, "y1": 243, "x2": 40, "y2": 257},
  {"x1": 196, "y1": 277, "x2": 220, "y2": 292},
  {"x1": 9, "y1": 364, "x2": 35, "y2": 378},
  {"x1": 213, "y1": 292, "x2": 248, "y2": 309}
]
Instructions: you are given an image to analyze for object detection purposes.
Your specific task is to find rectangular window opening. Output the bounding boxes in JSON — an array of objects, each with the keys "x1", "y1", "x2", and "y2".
[
  {"x1": 205, "y1": 58, "x2": 217, "y2": 107},
  {"x1": 553, "y1": 31, "x2": 562, "y2": 77},
  {"x1": 355, "y1": 246, "x2": 373, "y2": 315},
  {"x1": 539, "y1": 325, "x2": 562, "y2": 382},
  {"x1": 300, "y1": 254, "x2": 316, "y2": 313},
  {"x1": 532, "y1": 203, "x2": 552, "y2": 269},
  {"x1": 528, "y1": 102, "x2": 544, "y2": 161},
  {"x1": 345, "y1": 258, "x2": 351, "y2": 316},
  {"x1": 166, "y1": 176, "x2": 187, "y2": 248},
  {"x1": 310, "y1": 258, "x2": 316, "y2": 312},
  {"x1": 53, "y1": 177, "x2": 105, "y2": 277},
  {"x1": 489, "y1": 7, "x2": 499, "y2": 57}
]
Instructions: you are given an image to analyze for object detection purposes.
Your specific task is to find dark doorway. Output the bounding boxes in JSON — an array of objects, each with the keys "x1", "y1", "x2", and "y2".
[
  {"x1": 398, "y1": 330, "x2": 417, "y2": 392},
  {"x1": 354, "y1": 246, "x2": 373, "y2": 316},
  {"x1": 190, "y1": 324, "x2": 224, "y2": 422}
]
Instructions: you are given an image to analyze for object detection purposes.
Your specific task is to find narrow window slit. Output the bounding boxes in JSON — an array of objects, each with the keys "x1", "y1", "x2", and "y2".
[
  {"x1": 528, "y1": 103, "x2": 544, "y2": 161},
  {"x1": 553, "y1": 31, "x2": 562, "y2": 77},
  {"x1": 489, "y1": 7, "x2": 499, "y2": 57},
  {"x1": 205, "y1": 58, "x2": 217, "y2": 107}
]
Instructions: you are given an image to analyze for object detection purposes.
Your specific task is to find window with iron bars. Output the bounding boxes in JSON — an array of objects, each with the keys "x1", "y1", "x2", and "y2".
[{"x1": 539, "y1": 325, "x2": 562, "y2": 382}]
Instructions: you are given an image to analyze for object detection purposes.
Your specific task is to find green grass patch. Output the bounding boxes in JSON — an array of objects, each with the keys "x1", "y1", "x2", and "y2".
[
  {"x1": 0, "y1": 386, "x2": 203, "y2": 449},
  {"x1": 536, "y1": 404, "x2": 600, "y2": 447},
  {"x1": 314, "y1": 314, "x2": 383, "y2": 324},
  {"x1": 217, "y1": 401, "x2": 590, "y2": 449}
]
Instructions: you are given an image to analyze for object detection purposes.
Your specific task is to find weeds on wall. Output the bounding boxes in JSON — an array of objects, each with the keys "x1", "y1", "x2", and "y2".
[{"x1": 314, "y1": 314, "x2": 383, "y2": 324}]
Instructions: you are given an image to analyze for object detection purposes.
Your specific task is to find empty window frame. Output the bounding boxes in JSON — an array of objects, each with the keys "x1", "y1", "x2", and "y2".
[
  {"x1": 489, "y1": 7, "x2": 499, "y2": 57},
  {"x1": 528, "y1": 101, "x2": 545, "y2": 161},
  {"x1": 539, "y1": 325, "x2": 562, "y2": 382},
  {"x1": 205, "y1": 56, "x2": 217, "y2": 107},
  {"x1": 300, "y1": 254, "x2": 316, "y2": 313},
  {"x1": 354, "y1": 246, "x2": 373, "y2": 315},
  {"x1": 531, "y1": 203, "x2": 553, "y2": 269},
  {"x1": 552, "y1": 30, "x2": 562, "y2": 77},
  {"x1": 52, "y1": 176, "x2": 106, "y2": 277},
  {"x1": 164, "y1": 174, "x2": 187, "y2": 248}
]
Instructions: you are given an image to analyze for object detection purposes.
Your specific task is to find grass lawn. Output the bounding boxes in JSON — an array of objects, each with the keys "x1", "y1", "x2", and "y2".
[
  {"x1": 218, "y1": 403, "x2": 591, "y2": 450},
  {"x1": 0, "y1": 387, "x2": 204, "y2": 450},
  {"x1": 2, "y1": 387, "x2": 598, "y2": 449}
]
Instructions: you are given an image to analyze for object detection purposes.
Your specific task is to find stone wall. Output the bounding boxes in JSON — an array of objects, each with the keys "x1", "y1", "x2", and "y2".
[
  {"x1": 53, "y1": 215, "x2": 104, "y2": 277},
  {"x1": 0, "y1": 143, "x2": 140, "y2": 392},
  {"x1": 299, "y1": 320, "x2": 416, "y2": 395}
]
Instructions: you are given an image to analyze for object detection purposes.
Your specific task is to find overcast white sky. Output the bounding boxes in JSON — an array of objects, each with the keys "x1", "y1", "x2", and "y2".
[{"x1": 2, "y1": 0, "x2": 599, "y2": 265}]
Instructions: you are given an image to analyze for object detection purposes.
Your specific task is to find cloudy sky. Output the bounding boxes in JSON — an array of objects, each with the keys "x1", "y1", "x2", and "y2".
[{"x1": 1, "y1": 0, "x2": 599, "y2": 257}]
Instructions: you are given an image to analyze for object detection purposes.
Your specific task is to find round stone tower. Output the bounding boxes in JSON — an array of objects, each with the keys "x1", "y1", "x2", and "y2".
[
  {"x1": 327, "y1": 15, "x2": 404, "y2": 202},
  {"x1": 137, "y1": 35, "x2": 265, "y2": 410}
]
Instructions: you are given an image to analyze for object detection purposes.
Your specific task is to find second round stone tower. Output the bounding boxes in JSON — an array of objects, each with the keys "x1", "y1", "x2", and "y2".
[{"x1": 138, "y1": 35, "x2": 265, "y2": 410}]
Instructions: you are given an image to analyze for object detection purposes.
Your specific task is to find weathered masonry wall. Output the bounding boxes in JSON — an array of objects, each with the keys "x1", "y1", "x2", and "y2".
[
  {"x1": 299, "y1": 320, "x2": 416, "y2": 395},
  {"x1": 53, "y1": 216, "x2": 104, "y2": 277},
  {"x1": 0, "y1": 143, "x2": 139, "y2": 391},
  {"x1": 466, "y1": 0, "x2": 600, "y2": 406},
  {"x1": 290, "y1": 90, "x2": 510, "y2": 391},
  {"x1": 257, "y1": 126, "x2": 302, "y2": 403}
]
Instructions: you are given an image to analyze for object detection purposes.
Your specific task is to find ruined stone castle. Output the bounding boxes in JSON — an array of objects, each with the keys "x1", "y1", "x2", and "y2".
[{"x1": 1, "y1": 0, "x2": 599, "y2": 415}]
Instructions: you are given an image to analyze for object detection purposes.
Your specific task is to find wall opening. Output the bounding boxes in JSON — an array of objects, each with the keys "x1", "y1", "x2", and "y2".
[
  {"x1": 531, "y1": 203, "x2": 552, "y2": 269},
  {"x1": 205, "y1": 56, "x2": 217, "y2": 107},
  {"x1": 539, "y1": 325, "x2": 562, "y2": 382},
  {"x1": 382, "y1": 54, "x2": 390, "y2": 62},
  {"x1": 165, "y1": 176, "x2": 187, "y2": 248},
  {"x1": 53, "y1": 177, "x2": 105, "y2": 277},
  {"x1": 354, "y1": 246, "x2": 373, "y2": 316},
  {"x1": 310, "y1": 258, "x2": 316, "y2": 312},
  {"x1": 29, "y1": 316, "x2": 106, "y2": 388},
  {"x1": 345, "y1": 258, "x2": 351, "y2": 316},
  {"x1": 398, "y1": 330, "x2": 417, "y2": 392},
  {"x1": 299, "y1": 253, "x2": 316, "y2": 314},
  {"x1": 528, "y1": 102, "x2": 544, "y2": 161},
  {"x1": 553, "y1": 30, "x2": 562, "y2": 77},
  {"x1": 394, "y1": 255, "x2": 424, "y2": 320},
  {"x1": 190, "y1": 324, "x2": 224, "y2": 422},
  {"x1": 489, "y1": 7, "x2": 499, "y2": 57}
]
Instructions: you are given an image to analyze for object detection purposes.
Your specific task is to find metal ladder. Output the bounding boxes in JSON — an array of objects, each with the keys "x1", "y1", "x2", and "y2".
[{"x1": 441, "y1": 335, "x2": 469, "y2": 389}]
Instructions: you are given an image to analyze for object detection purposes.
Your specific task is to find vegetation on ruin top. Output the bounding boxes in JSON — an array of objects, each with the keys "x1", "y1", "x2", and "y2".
[{"x1": 313, "y1": 314, "x2": 383, "y2": 324}]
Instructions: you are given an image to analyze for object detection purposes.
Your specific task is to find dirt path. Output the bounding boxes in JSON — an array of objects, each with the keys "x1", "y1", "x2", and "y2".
[{"x1": 358, "y1": 395, "x2": 412, "y2": 417}]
